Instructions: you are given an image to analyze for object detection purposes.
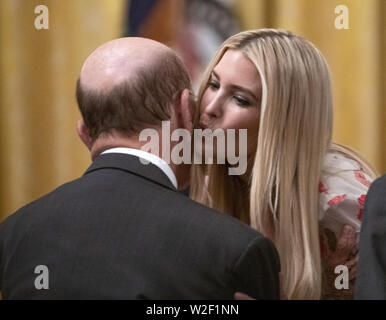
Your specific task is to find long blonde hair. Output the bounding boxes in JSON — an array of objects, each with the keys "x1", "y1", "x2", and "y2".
[{"x1": 190, "y1": 29, "x2": 378, "y2": 300}]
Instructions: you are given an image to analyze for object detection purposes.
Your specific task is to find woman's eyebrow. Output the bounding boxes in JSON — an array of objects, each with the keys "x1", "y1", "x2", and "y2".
[
  {"x1": 229, "y1": 85, "x2": 259, "y2": 101},
  {"x1": 211, "y1": 70, "x2": 260, "y2": 102},
  {"x1": 212, "y1": 70, "x2": 220, "y2": 79}
]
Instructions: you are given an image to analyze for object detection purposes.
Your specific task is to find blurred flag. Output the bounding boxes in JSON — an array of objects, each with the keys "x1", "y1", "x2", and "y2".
[
  {"x1": 179, "y1": 0, "x2": 240, "y2": 87},
  {"x1": 126, "y1": 0, "x2": 159, "y2": 36},
  {"x1": 124, "y1": 0, "x2": 182, "y2": 46},
  {"x1": 125, "y1": 0, "x2": 240, "y2": 88}
]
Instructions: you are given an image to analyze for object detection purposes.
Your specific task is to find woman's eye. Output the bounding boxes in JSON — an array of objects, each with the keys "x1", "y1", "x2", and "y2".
[
  {"x1": 208, "y1": 81, "x2": 219, "y2": 90},
  {"x1": 234, "y1": 96, "x2": 250, "y2": 106}
]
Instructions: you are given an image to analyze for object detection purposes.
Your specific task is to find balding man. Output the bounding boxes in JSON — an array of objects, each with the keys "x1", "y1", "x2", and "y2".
[{"x1": 0, "y1": 38, "x2": 280, "y2": 299}]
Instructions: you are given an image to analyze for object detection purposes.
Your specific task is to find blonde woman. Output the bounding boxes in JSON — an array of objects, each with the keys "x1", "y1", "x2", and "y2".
[{"x1": 190, "y1": 29, "x2": 378, "y2": 300}]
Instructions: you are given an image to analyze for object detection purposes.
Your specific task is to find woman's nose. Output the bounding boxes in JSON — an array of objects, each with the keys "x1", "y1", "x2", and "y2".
[{"x1": 202, "y1": 94, "x2": 223, "y2": 119}]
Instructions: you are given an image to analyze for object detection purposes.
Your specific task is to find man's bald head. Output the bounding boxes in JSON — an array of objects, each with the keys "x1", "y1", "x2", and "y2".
[
  {"x1": 76, "y1": 37, "x2": 191, "y2": 140},
  {"x1": 80, "y1": 37, "x2": 171, "y2": 94}
]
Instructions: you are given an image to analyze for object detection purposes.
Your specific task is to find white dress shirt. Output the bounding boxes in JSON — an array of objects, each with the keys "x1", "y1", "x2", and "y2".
[{"x1": 101, "y1": 147, "x2": 178, "y2": 189}]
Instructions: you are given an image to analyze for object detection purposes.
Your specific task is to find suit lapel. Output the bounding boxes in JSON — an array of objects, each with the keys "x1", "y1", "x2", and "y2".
[{"x1": 84, "y1": 153, "x2": 176, "y2": 191}]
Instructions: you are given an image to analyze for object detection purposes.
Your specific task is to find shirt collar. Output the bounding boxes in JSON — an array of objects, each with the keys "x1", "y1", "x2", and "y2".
[{"x1": 101, "y1": 147, "x2": 178, "y2": 189}]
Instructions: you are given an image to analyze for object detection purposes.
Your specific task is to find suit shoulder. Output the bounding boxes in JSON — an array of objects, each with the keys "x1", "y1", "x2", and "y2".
[
  {"x1": 0, "y1": 177, "x2": 82, "y2": 230},
  {"x1": 366, "y1": 174, "x2": 386, "y2": 205},
  {"x1": 171, "y1": 192, "x2": 264, "y2": 246},
  {"x1": 371, "y1": 174, "x2": 386, "y2": 190},
  {"x1": 363, "y1": 174, "x2": 386, "y2": 217}
]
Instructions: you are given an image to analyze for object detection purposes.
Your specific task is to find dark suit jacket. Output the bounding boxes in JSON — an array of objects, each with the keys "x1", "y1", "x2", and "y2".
[
  {"x1": 0, "y1": 153, "x2": 280, "y2": 299},
  {"x1": 356, "y1": 174, "x2": 386, "y2": 300}
]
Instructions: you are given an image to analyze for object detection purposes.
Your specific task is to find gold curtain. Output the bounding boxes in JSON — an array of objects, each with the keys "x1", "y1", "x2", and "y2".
[
  {"x1": 0, "y1": 0, "x2": 124, "y2": 220},
  {"x1": 236, "y1": 0, "x2": 385, "y2": 173}
]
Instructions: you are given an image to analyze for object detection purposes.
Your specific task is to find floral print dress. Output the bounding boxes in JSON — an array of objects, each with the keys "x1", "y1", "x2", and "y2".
[{"x1": 318, "y1": 150, "x2": 374, "y2": 299}]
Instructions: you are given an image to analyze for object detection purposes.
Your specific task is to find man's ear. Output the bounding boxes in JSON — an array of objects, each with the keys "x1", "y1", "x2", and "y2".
[
  {"x1": 176, "y1": 88, "x2": 194, "y2": 132},
  {"x1": 76, "y1": 118, "x2": 93, "y2": 150}
]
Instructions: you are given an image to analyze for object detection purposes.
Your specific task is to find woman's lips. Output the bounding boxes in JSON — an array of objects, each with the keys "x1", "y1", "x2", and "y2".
[{"x1": 198, "y1": 121, "x2": 211, "y2": 130}]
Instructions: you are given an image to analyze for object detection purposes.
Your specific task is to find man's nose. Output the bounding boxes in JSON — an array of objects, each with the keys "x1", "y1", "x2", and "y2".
[{"x1": 202, "y1": 94, "x2": 223, "y2": 119}]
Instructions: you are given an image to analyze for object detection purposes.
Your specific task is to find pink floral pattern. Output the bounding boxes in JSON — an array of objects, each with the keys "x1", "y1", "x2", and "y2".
[
  {"x1": 357, "y1": 194, "x2": 366, "y2": 221},
  {"x1": 319, "y1": 182, "x2": 329, "y2": 194},
  {"x1": 327, "y1": 194, "x2": 347, "y2": 206},
  {"x1": 354, "y1": 171, "x2": 371, "y2": 188},
  {"x1": 318, "y1": 150, "x2": 374, "y2": 299},
  {"x1": 318, "y1": 150, "x2": 374, "y2": 245}
]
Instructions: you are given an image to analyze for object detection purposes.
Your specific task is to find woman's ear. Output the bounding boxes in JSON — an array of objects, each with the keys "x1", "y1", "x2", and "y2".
[
  {"x1": 76, "y1": 119, "x2": 93, "y2": 150},
  {"x1": 177, "y1": 88, "x2": 194, "y2": 133}
]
